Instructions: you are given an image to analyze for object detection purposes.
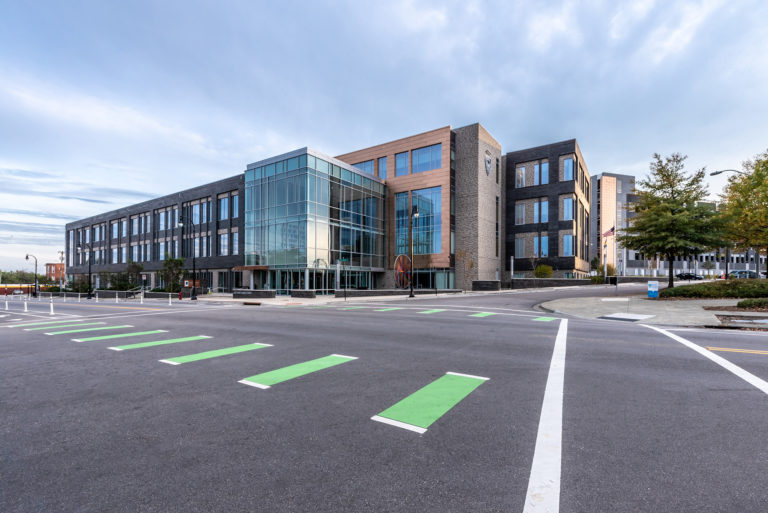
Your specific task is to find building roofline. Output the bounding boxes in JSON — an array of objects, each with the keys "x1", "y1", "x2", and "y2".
[
  {"x1": 247, "y1": 147, "x2": 384, "y2": 184},
  {"x1": 335, "y1": 125, "x2": 452, "y2": 160},
  {"x1": 505, "y1": 138, "x2": 578, "y2": 155}
]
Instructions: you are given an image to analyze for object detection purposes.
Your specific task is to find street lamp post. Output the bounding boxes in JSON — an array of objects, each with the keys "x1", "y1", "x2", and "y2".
[
  {"x1": 76, "y1": 244, "x2": 93, "y2": 298},
  {"x1": 409, "y1": 205, "x2": 419, "y2": 298},
  {"x1": 710, "y1": 169, "x2": 748, "y2": 177},
  {"x1": 25, "y1": 253, "x2": 38, "y2": 298},
  {"x1": 58, "y1": 250, "x2": 65, "y2": 292},
  {"x1": 178, "y1": 214, "x2": 197, "y2": 300}
]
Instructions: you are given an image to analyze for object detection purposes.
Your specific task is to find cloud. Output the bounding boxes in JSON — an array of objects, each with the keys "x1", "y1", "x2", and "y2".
[
  {"x1": 526, "y1": 0, "x2": 581, "y2": 52},
  {"x1": 609, "y1": 0, "x2": 656, "y2": 40},
  {"x1": 0, "y1": 208, "x2": 78, "y2": 221},
  {"x1": 638, "y1": 0, "x2": 724, "y2": 64}
]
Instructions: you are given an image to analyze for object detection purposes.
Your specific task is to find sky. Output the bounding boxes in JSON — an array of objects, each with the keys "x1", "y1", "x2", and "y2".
[{"x1": 1, "y1": 0, "x2": 766, "y2": 273}]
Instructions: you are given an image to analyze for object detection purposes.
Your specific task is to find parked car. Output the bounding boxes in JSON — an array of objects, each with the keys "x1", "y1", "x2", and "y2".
[
  {"x1": 728, "y1": 270, "x2": 758, "y2": 279},
  {"x1": 12, "y1": 289, "x2": 24, "y2": 295},
  {"x1": 675, "y1": 272, "x2": 703, "y2": 280}
]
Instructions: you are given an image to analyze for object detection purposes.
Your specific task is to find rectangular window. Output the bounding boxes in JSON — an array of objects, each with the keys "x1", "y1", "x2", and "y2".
[
  {"x1": 219, "y1": 233, "x2": 229, "y2": 256},
  {"x1": 534, "y1": 236, "x2": 539, "y2": 257},
  {"x1": 231, "y1": 232, "x2": 239, "y2": 255},
  {"x1": 158, "y1": 212, "x2": 165, "y2": 231},
  {"x1": 131, "y1": 245, "x2": 139, "y2": 262},
  {"x1": 112, "y1": 222, "x2": 118, "y2": 239},
  {"x1": 534, "y1": 201, "x2": 539, "y2": 224},
  {"x1": 194, "y1": 237, "x2": 200, "y2": 258},
  {"x1": 496, "y1": 158, "x2": 499, "y2": 184},
  {"x1": 412, "y1": 143, "x2": 441, "y2": 173},
  {"x1": 563, "y1": 198, "x2": 574, "y2": 220},
  {"x1": 564, "y1": 158, "x2": 574, "y2": 180},
  {"x1": 515, "y1": 238, "x2": 525, "y2": 259},
  {"x1": 232, "y1": 195, "x2": 239, "y2": 218},
  {"x1": 131, "y1": 218, "x2": 139, "y2": 235},
  {"x1": 378, "y1": 157, "x2": 387, "y2": 179},
  {"x1": 516, "y1": 166, "x2": 526, "y2": 188},
  {"x1": 534, "y1": 164, "x2": 540, "y2": 186},
  {"x1": 515, "y1": 203, "x2": 525, "y2": 225},
  {"x1": 218, "y1": 197, "x2": 229, "y2": 221},
  {"x1": 395, "y1": 192, "x2": 409, "y2": 255},
  {"x1": 563, "y1": 234, "x2": 573, "y2": 256},
  {"x1": 158, "y1": 243, "x2": 165, "y2": 261},
  {"x1": 121, "y1": 220, "x2": 127, "y2": 237},
  {"x1": 541, "y1": 162, "x2": 549, "y2": 184},
  {"x1": 395, "y1": 152, "x2": 409, "y2": 177},
  {"x1": 541, "y1": 200, "x2": 549, "y2": 222},
  {"x1": 121, "y1": 246, "x2": 127, "y2": 263},
  {"x1": 112, "y1": 248, "x2": 118, "y2": 263},
  {"x1": 193, "y1": 204, "x2": 200, "y2": 224},
  {"x1": 541, "y1": 235, "x2": 549, "y2": 257},
  {"x1": 353, "y1": 160, "x2": 374, "y2": 174},
  {"x1": 412, "y1": 186, "x2": 442, "y2": 254}
]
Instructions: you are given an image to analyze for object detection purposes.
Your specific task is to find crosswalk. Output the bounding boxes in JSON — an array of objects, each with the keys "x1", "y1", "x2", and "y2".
[{"x1": 2, "y1": 313, "x2": 559, "y2": 436}]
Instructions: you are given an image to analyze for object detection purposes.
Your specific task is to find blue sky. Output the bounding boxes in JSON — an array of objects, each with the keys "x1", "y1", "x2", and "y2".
[{"x1": 1, "y1": 0, "x2": 766, "y2": 272}]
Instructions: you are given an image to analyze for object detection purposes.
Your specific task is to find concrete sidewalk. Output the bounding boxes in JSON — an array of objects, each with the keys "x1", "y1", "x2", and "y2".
[{"x1": 539, "y1": 295, "x2": 768, "y2": 329}]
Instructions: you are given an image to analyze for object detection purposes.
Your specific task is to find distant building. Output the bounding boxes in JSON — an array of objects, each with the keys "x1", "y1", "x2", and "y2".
[
  {"x1": 45, "y1": 262, "x2": 65, "y2": 282},
  {"x1": 590, "y1": 172, "x2": 640, "y2": 273}
]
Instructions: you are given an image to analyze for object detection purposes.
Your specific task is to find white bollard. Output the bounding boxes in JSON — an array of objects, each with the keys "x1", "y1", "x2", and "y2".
[
  {"x1": 115, "y1": 294, "x2": 119, "y2": 303},
  {"x1": 4, "y1": 300, "x2": 7, "y2": 310},
  {"x1": 50, "y1": 301, "x2": 54, "y2": 316},
  {"x1": 78, "y1": 293, "x2": 81, "y2": 303},
  {"x1": 168, "y1": 294, "x2": 172, "y2": 306},
  {"x1": 24, "y1": 301, "x2": 28, "y2": 312},
  {"x1": 140, "y1": 293, "x2": 144, "y2": 305},
  {"x1": 63, "y1": 293, "x2": 66, "y2": 302},
  {"x1": 96, "y1": 293, "x2": 99, "y2": 303}
]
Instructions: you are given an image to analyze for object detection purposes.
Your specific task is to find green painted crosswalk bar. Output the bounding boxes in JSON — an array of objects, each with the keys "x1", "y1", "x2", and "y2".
[
  {"x1": 339, "y1": 306, "x2": 366, "y2": 310},
  {"x1": 72, "y1": 330, "x2": 168, "y2": 342},
  {"x1": 26, "y1": 322, "x2": 104, "y2": 331},
  {"x1": 374, "y1": 307, "x2": 402, "y2": 312},
  {"x1": 418, "y1": 309, "x2": 446, "y2": 314},
  {"x1": 108, "y1": 335, "x2": 212, "y2": 351},
  {"x1": 8, "y1": 319, "x2": 84, "y2": 328},
  {"x1": 534, "y1": 317, "x2": 556, "y2": 322},
  {"x1": 239, "y1": 354, "x2": 357, "y2": 389},
  {"x1": 45, "y1": 325, "x2": 133, "y2": 335},
  {"x1": 159, "y1": 343, "x2": 272, "y2": 365},
  {"x1": 372, "y1": 372, "x2": 489, "y2": 434},
  {"x1": 470, "y1": 312, "x2": 497, "y2": 318}
]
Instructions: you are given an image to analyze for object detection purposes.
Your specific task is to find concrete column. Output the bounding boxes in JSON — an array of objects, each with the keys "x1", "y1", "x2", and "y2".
[
  {"x1": 305, "y1": 268, "x2": 309, "y2": 290},
  {"x1": 249, "y1": 271, "x2": 254, "y2": 290}
]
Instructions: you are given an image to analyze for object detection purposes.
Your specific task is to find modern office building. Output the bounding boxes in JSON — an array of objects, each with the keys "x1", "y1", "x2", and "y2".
[
  {"x1": 337, "y1": 123, "x2": 503, "y2": 290},
  {"x1": 66, "y1": 175, "x2": 243, "y2": 292},
  {"x1": 66, "y1": 124, "x2": 591, "y2": 291},
  {"x1": 505, "y1": 139, "x2": 592, "y2": 278}
]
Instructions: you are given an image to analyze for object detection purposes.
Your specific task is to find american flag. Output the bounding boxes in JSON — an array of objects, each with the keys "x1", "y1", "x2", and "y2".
[{"x1": 602, "y1": 226, "x2": 615, "y2": 237}]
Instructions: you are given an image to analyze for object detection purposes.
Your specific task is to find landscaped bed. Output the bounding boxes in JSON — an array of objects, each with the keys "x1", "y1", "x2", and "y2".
[{"x1": 659, "y1": 279, "x2": 768, "y2": 299}]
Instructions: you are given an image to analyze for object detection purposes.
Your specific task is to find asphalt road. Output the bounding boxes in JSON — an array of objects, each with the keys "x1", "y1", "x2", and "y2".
[{"x1": 1, "y1": 289, "x2": 767, "y2": 512}]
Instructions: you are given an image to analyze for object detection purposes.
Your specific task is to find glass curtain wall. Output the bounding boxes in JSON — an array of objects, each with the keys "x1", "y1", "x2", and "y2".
[{"x1": 245, "y1": 151, "x2": 385, "y2": 293}]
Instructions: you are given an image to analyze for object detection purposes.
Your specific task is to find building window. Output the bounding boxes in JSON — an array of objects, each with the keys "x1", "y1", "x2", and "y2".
[
  {"x1": 515, "y1": 203, "x2": 525, "y2": 225},
  {"x1": 395, "y1": 192, "x2": 409, "y2": 254},
  {"x1": 112, "y1": 248, "x2": 118, "y2": 263},
  {"x1": 534, "y1": 236, "x2": 539, "y2": 257},
  {"x1": 535, "y1": 200, "x2": 549, "y2": 223},
  {"x1": 413, "y1": 186, "x2": 442, "y2": 254},
  {"x1": 395, "y1": 152, "x2": 409, "y2": 177},
  {"x1": 231, "y1": 232, "x2": 239, "y2": 255},
  {"x1": 353, "y1": 160, "x2": 374, "y2": 174},
  {"x1": 131, "y1": 218, "x2": 139, "y2": 235},
  {"x1": 563, "y1": 234, "x2": 573, "y2": 256},
  {"x1": 131, "y1": 245, "x2": 139, "y2": 262},
  {"x1": 121, "y1": 246, "x2": 127, "y2": 263},
  {"x1": 516, "y1": 166, "x2": 526, "y2": 188},
  {"x1": 450, "y1": 229, "x2": 455, "y2": 254},
  {"x1": 563, "y1": 198, "x2": 574, "y2": 220},
  {"x1": 121, "y1": 220, "x2": 127, "y2": 237},
  {"x1": 219, "y1": 233, "x2": 229, "y2": 256},
  {"x1": 564, "y1": 158, "x2": 574, "y2": 180},
  {"x1": 218, "y1": 197, "x2": 229, "y2": 221},
  {"x1": 515, "y1": 238, "x2": 525, "y2": 259},
  {"x1": 192, "y1": 204, "x2": 200, "y2": 224},
  {"x1": 541, "y1": 161, "x2": 549, "y2": 184},
  {"x1": 112, "y1": 222, "x2": 118, "y2": 239},
  {"x1": 496, "y1": 158, "x2": 499, "y2": 184},
  {"x1": 412, "y1": 143, "x2": 441, "y2": 173},
  {"x1": 541, "y1": 235, "x2": 549, "y2": 257},
  {"x1": 232, "y1": 195, "x2": 239, "y2": 218},
  {"x1": 378, "y1": 157, "x2": 387, "y2": 179}
]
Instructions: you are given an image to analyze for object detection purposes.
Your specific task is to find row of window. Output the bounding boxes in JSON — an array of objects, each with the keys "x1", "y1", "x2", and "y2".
[
  {"x1": 353, "y1": 143, "x2": 442, "y2": 180},
  {"x1": 395, "y1": 186, "x2": 442, "y2": 256},
  {"x1": 514, "y1": 234, "x2": 574, "y2": 259}
]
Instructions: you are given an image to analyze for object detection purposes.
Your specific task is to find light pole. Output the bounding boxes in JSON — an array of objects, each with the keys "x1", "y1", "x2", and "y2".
[
  {"x1": 58, "y1": 250, "x2": 65, "y2": 292},
  {"x1": 409, "y1": 204, "x2": 419, "y2": 298},
  {"x1": 25, "y1": 253, "x2": 38, "y2": 298},
  {"x1": 76, "y1": 243, "x2": 93, "y2": 298},
  {"x1": 178, "y1": 214, "x2": 197, "y2": 300},
  {"x1": 710, "y1": 169, "x2": 748, "y2": 176}
]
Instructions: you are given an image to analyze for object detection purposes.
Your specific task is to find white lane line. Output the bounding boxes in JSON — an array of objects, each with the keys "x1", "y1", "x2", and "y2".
[
  {"x1": 523, "y1": 318, "x2": 568, "y2": 513},
  {"x1": 158, "y1": 359, "x2": 181, "y2": 365},
  {"x1": 238, "y1": 379, "x2": 270, "y2": 389},
  {"x1": 370, "y1": 415, "x2": 427, "y2": 434},
  {"x1": 446, "y1": 371, "x2": 490, "y2": 381},
  {"x1": 107, "y1": 347, "x2": 123, "y2": 351},
  {"x1": 643, "y1": 324, "x2": 768, "y2": 395},
  {"x1": 330, "y1": 354, "x2": 358, "y2": 360}
]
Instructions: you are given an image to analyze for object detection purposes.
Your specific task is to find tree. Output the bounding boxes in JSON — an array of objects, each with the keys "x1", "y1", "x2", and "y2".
[
  {"x1": 160, "y1": 258, "x2": 184, "y2": 292},
  {"x1": 126, "y1": 260, "x2": 144, "y2": 287},
  {"x1": 618, "y1": 153, "x2": 726, "y2": 288},
  {"x1": 720, "y1": 149, "x2": 768, "y2": 279},
  {"x1": 590, "y1": 256, "x2": 601, "y2": 272}
]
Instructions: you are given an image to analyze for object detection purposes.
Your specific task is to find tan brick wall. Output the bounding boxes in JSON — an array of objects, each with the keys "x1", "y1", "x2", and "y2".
[{"x1": 599, "y1": 175, "x2": 618, "y2": 267}]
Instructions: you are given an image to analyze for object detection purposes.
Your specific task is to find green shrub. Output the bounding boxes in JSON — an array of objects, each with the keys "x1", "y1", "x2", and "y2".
[
  {"x1": 736, "y1": 298, "x2": 768, "y2": 308},
  {"x1": 590, "y1": 275, "x2": 604, "y2": 284},
  {"x1": 660, "y1": 279, "x2": 768, "y2": 299},
  {"x1": 606, "y1": 264, "x2": 617, "y2": 276},
  {"x1": 534, "y1": 265, "x2": 554, "y2": 278}
]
